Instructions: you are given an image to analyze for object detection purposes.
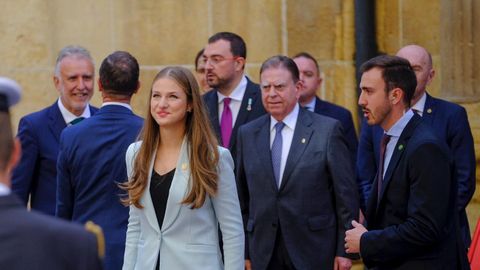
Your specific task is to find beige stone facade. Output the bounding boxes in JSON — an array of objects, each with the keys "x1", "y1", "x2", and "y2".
[{"x1": 1, "y1": 0, "x2": 479, "y2": 267}]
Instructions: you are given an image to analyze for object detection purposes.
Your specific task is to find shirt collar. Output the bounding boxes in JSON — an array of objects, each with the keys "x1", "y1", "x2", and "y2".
[
  {"x1": 57, "y1": 98, "x2": 91, "y2": 124},
  {"x1": 411, "y1": 92, "x2": 427, "y2": 115},
  {"x1": 304, "y1": 97, "x2": 316, "y2": 112},
  {"x1": 217, "y1": 75, "x2": 248, "y2": 103},
  {"x1": 101, "y1": 102, "x2": 132, "y2": 111},
  {"x1": 0, "y1": 182, "x2": 10, "y2": 196},
  {"x1": 270, "y1": 103, "x2": 300, "y2": 131},
  {"x1": 385, "y1": 109, "x2": 415, "y2": 138}
]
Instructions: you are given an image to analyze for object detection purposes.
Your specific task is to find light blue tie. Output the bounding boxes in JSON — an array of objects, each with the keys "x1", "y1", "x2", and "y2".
[{"x1": 271, "y1": 122, "x2": 285, "y2": 188}]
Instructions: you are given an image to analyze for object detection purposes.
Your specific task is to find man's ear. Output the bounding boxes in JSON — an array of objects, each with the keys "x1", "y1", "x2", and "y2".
[
  {"x1": 97, "y1": 79, "x2": 104, "y2": 92},
  {"x1": 53, "y1": 76, "x2": 61, "y2": 91},
  {"x1": 7, "y1": 139, "x2": 21, "y2": 173},
  {"x1": 390, "y1": 88, "x2": 404, "y2": 105},
  {"x1": 234, "y1": 57, "x2": 246, "y2": 72},
  {"x1": 134, "y1": 81, "x2": 141, "y2": 94}
]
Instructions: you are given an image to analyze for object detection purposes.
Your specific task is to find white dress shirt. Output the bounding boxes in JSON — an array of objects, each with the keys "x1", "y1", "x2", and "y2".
[
  {"x1": 102, "y1": 101, "x2": 133, "y2": 111},
  {"x1": 269, "y1": 103, "x2": 299, "y2": 186},
  {"x1": 57, "y1": 98, "x2": 91, "y2": 124},
  {"x1": 217, "y1": 76, "x2": 248, "y2": 127},
  {"x1": 0, "y1": 182, "x2": 10, "y2": 196},
  {"x1": 383, "y1": 109, "x2": 415, "y2": 176},
  {"x1": 304, "y1": 97, "x2": 316, "y2": 112},
  {"x1": 411, "y1": 92, "x2": 427, "y2": 117}
]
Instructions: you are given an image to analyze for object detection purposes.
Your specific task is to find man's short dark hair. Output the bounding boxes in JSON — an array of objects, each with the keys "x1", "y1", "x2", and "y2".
[
  {"x1": 208, "y1": 32, "x2": 247, "y2": 59},
  {"x1": 293, "y1": 52, "x2": 320, "y2": 74},
  {"x1": 360, "y1": 55, "x2": 417, "y2": 106},
  {"x1": 194, "y1": 49, "x2": 204, "y2": 71},
  {"x1": 99, "y1": 51, "x2": 139, "y2": 96},
  {"x1": 260, "y1": 55, "x2": 300, "y2": 83}
]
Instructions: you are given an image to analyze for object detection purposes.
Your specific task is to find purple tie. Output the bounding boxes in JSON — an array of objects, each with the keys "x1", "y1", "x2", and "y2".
[{"x1": 220, "y1": 98, "x2": 232, "y2": 148}]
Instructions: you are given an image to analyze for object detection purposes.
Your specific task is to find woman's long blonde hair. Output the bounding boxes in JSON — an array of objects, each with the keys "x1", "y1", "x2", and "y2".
[{"x1": 121, "y1": 66, "x2": 219, "y2": 209}]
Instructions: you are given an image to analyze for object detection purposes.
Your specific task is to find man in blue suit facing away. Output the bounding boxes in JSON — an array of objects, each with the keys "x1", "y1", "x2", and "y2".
[
  {"x1": 56, "y1": 51, "x2": 143, "y2": 270},
  {"x1": 12, "y1": 45, "x2": 99, "y2": 215},
  {"x1": 0, "y1": 77, "x2": 103, "y2": 270},
  {"x1": 293, "y1": 52, "x2": 358, "y2": 163},
  {"x1": 356, "y1": 45, "x2": 476, "y2": 248}
]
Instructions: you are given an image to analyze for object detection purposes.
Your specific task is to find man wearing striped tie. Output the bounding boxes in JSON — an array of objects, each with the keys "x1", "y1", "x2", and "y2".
[{"x1": 236, "y1": 55, "x2": 358, "y2": 270}]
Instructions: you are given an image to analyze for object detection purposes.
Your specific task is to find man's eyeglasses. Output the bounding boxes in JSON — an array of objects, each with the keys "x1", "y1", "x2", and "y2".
[{"x1": 203, "y1": 56, "x2": 237, "y2": 66}]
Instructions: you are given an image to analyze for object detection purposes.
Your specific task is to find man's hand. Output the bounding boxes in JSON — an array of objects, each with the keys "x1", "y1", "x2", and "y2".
[
  {"x1": 345, "y1": 220, "x2": 367, "y2": 253},
  {"x1": 245, "y1": 259, "x2": 251, "y2": 270},
  {"x1": 334, "y1": 256, "x2": 352, "y2": 270}
]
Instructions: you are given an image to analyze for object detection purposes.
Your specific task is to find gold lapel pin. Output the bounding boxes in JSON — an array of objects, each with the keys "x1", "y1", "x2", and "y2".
[
  {"x1": 427, "y1": 108, "x2": 432, "y2": 114},
  {"x1": 181, "y1": 163, "x2": 188, "y2": 171},
  {"x1": 301, "y1": 138, "x2": 306, "y2": 144}
]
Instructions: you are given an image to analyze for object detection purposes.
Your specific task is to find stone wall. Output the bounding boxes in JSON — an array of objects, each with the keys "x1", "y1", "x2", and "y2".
[
  {"x1": 2, "y1": 0, "x2": 358, "y2": 134},
  {"x1": 1, "y1": 0, "x2": 479, "y2": 266},
  {"x1": 377, "y1": 0, "x2": 480, "y2": 239}
]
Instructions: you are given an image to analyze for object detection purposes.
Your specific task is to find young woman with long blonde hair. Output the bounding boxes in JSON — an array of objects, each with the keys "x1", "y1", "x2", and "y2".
[{"x1": 121, "y1": 66, "x2": 244, "y2": 270}]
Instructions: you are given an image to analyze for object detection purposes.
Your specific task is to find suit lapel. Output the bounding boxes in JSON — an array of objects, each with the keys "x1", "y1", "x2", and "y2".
[
  {"x1": 377, "y1": 115, "x2": 422, "y2": 207},
  {"x1": 421, "y1": 94, "x2": 436, "y2": 124},
  {"x1": 161, "y1": 139, "x2": 190, "y2": 231},
  {"x1": 254, "y1": 117, "x2": 278, "y2": 191},
  {"x1": 141, "y1": 150, "x2": 162, "y2": 233},
  {"x1": 47, "y1": 102, "x2": 67, "y2": 142},
  {"x1": 205, "y1": 92, "x2": 221, "y2": 143},
  {"x1": 280, "y1": 109, "x2": 313, "y2": 190},
  {"x1": 230, "y1": 80, "x2": 260, "y2": 146}
]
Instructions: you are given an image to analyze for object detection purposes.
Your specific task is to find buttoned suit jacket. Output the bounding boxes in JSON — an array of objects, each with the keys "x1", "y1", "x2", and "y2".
[
  {"x1": 122, "y1": 140, "x2": 244, "y2": 270},
  {"x1": 313, "y1": 96, "x2": 358, "y2": 163},
  {"x1": 361, "y1": 115, "x2": 469, "y2": 270},
  {"x1": 56, "y1": 105, "x2": 143, "y2": 270},
  {"x1": 203, "y1": 78, "x2": 266, "y2": 165},
  {"x1": 236, "y1": 108, "x2": 359, "y2": 270},
  {"x1": 356, "y1": 94, "x2": 476, "y2": 246},
  {"x1": 11, "y1": 101, "x2": 98, "y2": 215},
  {"x1": 0, "y1": 194, "x2": 102, "y2": 270}
]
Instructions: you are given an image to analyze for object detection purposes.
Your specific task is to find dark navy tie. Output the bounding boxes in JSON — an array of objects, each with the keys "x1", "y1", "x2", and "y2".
[
  {"x1": 69, "y1": 117, "x2": 85, "y2": 126},
  {"x1": 377, "y1": 133, "x2": 391, "y2": 198},
  {"x1": 271, "y1": 122, "x2": 285, "y2": 188}
]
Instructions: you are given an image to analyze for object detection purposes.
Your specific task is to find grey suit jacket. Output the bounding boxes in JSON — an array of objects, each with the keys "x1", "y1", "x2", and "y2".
[{"x1": 236, "y1": 108, "x2": 359, "y2": 270}]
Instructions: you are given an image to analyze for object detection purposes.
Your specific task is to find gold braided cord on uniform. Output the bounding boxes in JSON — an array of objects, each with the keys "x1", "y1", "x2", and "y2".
[{"x1": 85, "y1": 221, "x2": 105, "y2": 259}]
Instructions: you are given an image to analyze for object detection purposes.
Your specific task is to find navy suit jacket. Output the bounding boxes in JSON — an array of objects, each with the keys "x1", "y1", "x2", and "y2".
[
  {"x1": 313, "y1": 97, "x2": 358, "y2": 163},
  {"x1": 356, "y1": 94, "x2": 476, "y2": 246},
  {"x1": 12, "y1": 101, "x2": 98, "y2": 215},
  {"x1": 236, "y1": 108, "x2": 359, "y2": 269},
  {"x1": 203, "y1": 78, "x2": 266, "y2": 165},
  {"x1": 361, "y1": 115, "x2": 469, "y2": 270},
  {"x1": 0, "y1": 193, "x2": 102, "y2": 270},
  {"x1": 56, "y1": 105, "x2": 143, "y2": 270}
]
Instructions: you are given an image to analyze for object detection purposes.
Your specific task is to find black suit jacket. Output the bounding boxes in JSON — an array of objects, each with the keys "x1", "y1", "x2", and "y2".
[
  {"x1": 0, "y1": 194, "x2": 102, "y2": 270},
  {"x1": 236, "y1": 108, "x2": 359, "y2": 269},
  {"x1": 203, "y1": 78, "x2": 266, "y2": 165},
  {"x1": 361, "y1": 115, "x2": 469, "y2": 270},
  {"x1": 356, "y1": 94, "x2": 475, "y2": 247}
]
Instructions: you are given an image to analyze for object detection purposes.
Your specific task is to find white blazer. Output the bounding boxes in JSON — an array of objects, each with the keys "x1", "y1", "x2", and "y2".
[{"x1": 122, "y1": 139, "x2": 244, "y2": 270}]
